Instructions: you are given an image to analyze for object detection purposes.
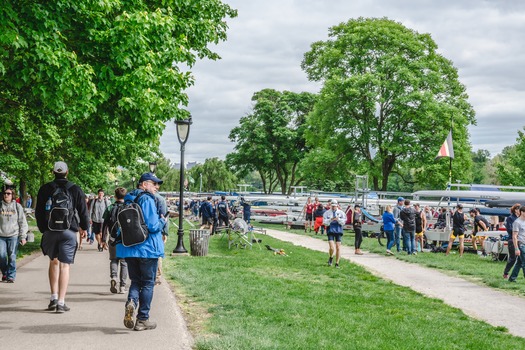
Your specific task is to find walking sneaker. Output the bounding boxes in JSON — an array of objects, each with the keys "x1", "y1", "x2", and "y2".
[
  {"x1": 328, "y1": 257, "x2": 333, "y2": 267},
  {"x1": 47, "y1": 299, "x2": 58, "y2": 311},
  {"x1": 56, "y1": 304, "x2": 70, "y2": 313},
  {"x1": 110, "y1": 279, "x2": 118, "y2": 294},
  {"x1": 1, "y1": 275, "x2": 6, "y2": 282},
  {"x1": 335, "y1": 263, "x2": 340, "y2": 269},
  {"x1": 503, "y1": 274, "x2": 509, "y2": 279},
  {"x1": 386, "y1": 250, "x2": 394, "y2": 256},
  {"x1": 134, "y1": 319, "x2": 157, "y2": 331},
  {"x1": 119, "y1": 285, "x2": 127, "y2": 294},
  {"x1": 124, "y1": 301, "x2": 136, "y2": 329},
  {"x1": 6, "y1": 278, "x2": 14, "y2": 283}
]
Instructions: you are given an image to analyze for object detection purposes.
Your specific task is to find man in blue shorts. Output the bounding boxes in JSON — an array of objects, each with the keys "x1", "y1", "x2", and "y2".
[
  {"x1": 323, "y1": 200, "x2": 346, "y2": 268},
  {"x1": 35, "y1": 161, "x2": 89, "y2": 313}
]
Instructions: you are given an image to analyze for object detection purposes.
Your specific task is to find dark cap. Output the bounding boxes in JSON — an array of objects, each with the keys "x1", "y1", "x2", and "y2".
[
  {"x1": 456, "y1": 203, "x2": 463, "y2": 209},
  {"x1": 138, "y1": 172, "x2": 163, "y2": 185},
  {"x1": 397, "y1": 197, "x2": 404, "y2": 202}
]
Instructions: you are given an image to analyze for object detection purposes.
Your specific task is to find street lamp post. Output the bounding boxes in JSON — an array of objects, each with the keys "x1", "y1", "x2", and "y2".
[
  {"x1": 173, "y1": 116, "x2": 192, "y2": 254},
  {"x1": 149, "y1": 161, "x2": 157, "y2": 174}
]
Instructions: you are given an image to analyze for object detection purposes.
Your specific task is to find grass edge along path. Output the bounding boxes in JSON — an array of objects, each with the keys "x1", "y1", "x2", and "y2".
[
  {"x1": 163, "y1": 229, "x2": 525, "y2": 350},
  {"x1": 258, "y1": 222, "x2": 525, "y2": 296}
]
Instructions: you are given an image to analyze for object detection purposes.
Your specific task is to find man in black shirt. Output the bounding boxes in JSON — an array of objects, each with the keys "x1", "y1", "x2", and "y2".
[
  {"x1": 35, "y1": 161, "x2": 89, "y2": 313},
  {"x1": 216, "y1": 195, "x2": 232, "y2": 227},
  {"x1": 445, "y1": 204, "x2": 467, "y2": 257}
]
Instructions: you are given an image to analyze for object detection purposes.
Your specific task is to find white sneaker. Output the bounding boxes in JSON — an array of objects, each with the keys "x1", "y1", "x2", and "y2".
[
  {"x1": 119, "y1": 286, "x2": 127, "y2": 294},
  {"x1": 386, "y1": 250, "x2": 394, "y2": 255}
]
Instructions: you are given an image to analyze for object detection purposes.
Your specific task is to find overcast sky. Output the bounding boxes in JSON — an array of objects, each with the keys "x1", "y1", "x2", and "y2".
[{"x1": 160, "y1": 0, "x2": 525, "y2": 165}]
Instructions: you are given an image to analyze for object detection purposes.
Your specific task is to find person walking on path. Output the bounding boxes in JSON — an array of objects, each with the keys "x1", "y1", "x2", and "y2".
[
  {"x1": 350, "y1": 204, "x2": 364, "y2": 255},
  {"x1": 101, "y1": 187, "x2": 129, "y2": 294},
  {"x1": 0, "y1": 186, "x2": 28, "y2": 283},
  {"x1": 117, "y1": 172, "x2": 166, "y2": 331},
  {"x1": 503, "y1": 203, "x2": 521, "y2": 279},
  {"x1": 382, "y1": 205, "x2": 396, "y2": 255},
  {"x1": 35, "y1": 161, "x2": 89, "y2": 313},
  {"x1": 400, "y1": 199, "x2": 417, "y2": 255},
  {"x1": 90, "y1": 189, "x2": 110, "y2": 252},
  {"x1": 509, "y1": 206, "x2": 525, "y2": 283},
  {"x1": 445, "y1": 204, "x2": 467, "y2": 257},
  {"x1": 323, "y1": 200, "x2": 346, "y2": 268}
]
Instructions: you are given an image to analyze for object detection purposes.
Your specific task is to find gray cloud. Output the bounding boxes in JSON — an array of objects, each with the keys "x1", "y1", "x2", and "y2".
[{"x1": 160, "y1": 0, "x2": 525, "y2": 164}]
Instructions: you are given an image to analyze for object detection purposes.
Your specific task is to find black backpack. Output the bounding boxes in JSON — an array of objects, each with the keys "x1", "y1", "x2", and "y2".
[
  {"x1": 116, "y1": 192, "x2": 149, "y2": 247},
  {"x1": 104, "y1": 202, "x2": 125, "y2": 246},
  {"x1": 47, "y1": 182, "x2": 75, "y2": 231}
]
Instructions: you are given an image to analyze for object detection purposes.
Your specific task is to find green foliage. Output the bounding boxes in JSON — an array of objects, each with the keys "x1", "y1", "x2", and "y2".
[
  {"x1": 227, "y1": 89, "x2": 317, "y2": 194},
  {"x1": 0, "y1": 0, "x2": 236, "y2": 194},
  {"x1": 301, "y1": 17, "x2": 475, "y2": 191},
  {"x1": 188, "y1": 157, "x2": 237, "y2": 192},
  {"x1": 495, "y1": 130, "x2": 525, "y2": 186}
]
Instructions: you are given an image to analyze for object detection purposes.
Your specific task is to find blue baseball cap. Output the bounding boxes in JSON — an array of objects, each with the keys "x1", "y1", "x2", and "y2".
[
  {"x1": 397, "y1": 197, "x2": 404, "y2": 202},
  {"x1": 138, "y1": 172, "x2": 163, "y2": 185}
]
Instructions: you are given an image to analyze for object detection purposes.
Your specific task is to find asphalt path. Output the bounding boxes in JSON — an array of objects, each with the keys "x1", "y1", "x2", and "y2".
[
  {"x1": 0, "y1": 241, "x2": 192, "y2": 350},
  {"x1": 265, "y1": 229, "x2": 525, "y2": 338}
]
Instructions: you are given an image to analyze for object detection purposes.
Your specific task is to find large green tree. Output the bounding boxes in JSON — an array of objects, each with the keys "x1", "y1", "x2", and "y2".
[
  {"x1": 227, "y1": 89, "x2": 317, "y2": 194},
  {"x1": 188, "y1": 158, "x2": 237, "y2": 192},
  {"x1": 0, "y1": 0, "x2": 236, "y2": 198},
  {"x1": 495, "y1": 129, "x2": 525, "y2": 186},
  {"x1": 301, "y1": 17, "x2": 475, "y2": 191}
]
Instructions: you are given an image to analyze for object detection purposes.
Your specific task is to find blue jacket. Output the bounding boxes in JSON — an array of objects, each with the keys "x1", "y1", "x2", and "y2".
[
  {"x1": 116, "y1": 189, "x2": 165, "y2": 259},
  {"x1": 382, "y1": 211, "x2": 396, "y2": 231}
]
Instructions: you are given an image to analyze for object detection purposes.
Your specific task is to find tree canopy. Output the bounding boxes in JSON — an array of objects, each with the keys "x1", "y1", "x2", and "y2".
[
  {"x1": 0, "y1": 0, "x2": 236, "y2": 196},
  {"x1": 301, "y1": 17, "x2": 475, "y2": 191},
  {"x1": 227, "y1": 89, "x2": 317, "y2": 194}
]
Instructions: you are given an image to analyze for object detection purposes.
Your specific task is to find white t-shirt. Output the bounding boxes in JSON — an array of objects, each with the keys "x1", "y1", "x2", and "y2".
[{"x1": 512, "y1": 217, "x2": 525, "y2": 245}]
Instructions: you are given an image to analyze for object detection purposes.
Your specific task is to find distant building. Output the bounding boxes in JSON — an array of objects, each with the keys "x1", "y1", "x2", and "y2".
[{"x1": 186, "y1": 162, "x2": 199, "y2": 170}]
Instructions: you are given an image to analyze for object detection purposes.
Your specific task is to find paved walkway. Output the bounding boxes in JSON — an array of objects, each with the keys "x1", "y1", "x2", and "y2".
[
  {"x1": 0, "y1": 242, "x2": 192, "y2": 350},
  {"x1": 266, "y1": 229, "x2": 525, "y2": 338}
]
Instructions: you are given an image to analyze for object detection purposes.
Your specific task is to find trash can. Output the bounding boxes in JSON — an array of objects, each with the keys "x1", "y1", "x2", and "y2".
[{"x1": 189, "y1": 229, "x2": 210, "y2": 256}]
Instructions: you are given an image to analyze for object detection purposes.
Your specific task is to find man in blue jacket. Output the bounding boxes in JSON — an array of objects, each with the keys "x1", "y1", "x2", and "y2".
[{"x1": 117, "y1": 172, "x2": 166, "y2": 331}]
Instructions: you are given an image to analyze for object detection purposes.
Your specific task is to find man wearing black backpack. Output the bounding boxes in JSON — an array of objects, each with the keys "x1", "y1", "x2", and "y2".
[
  {"x1": 116, "y1": 172, "x2": 166, "y2": 331},
  {"x1": 35, "y1": 161, "x2": 89, "y2": 313}
]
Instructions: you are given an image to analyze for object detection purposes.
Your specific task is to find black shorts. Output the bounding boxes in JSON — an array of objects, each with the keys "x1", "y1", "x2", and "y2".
[
  {"x1": 218, "y1": 215, "x2": 229, "y2": 227},
  {"x1": 92, "y1": 222, "x2": 103, "y2": 235},
  {"x1": 306, "y1": 213, "x2": 313, "y2": 221},
  {"x1": 40, "y1": 229, "x2": 78, "y2": 264},
  {"x1": 327, "y1": 233, "x2": 343, "y2": 242},
  {"x1": 202, "y1": 217, "x2": 213, "y2": 226}
]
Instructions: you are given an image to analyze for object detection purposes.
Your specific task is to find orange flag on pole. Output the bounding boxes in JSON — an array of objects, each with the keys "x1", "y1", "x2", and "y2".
[{"x1": 435, "y1": 131, "x2": 454, "y2": 159}]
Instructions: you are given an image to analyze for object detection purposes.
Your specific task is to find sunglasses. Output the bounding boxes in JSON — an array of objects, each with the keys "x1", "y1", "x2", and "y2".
[{"x1": 3, "y1": 192, "x2": 13, "y2": 195}]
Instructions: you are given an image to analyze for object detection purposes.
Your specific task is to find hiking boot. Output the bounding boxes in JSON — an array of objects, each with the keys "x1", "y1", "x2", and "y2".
[
  {"x1": 134, "y1": 319, "x2": 157, "y2": 331},
  {"x1": 328, "y1": 257, "x2": 333, "y2": 267},
  {"x1": 47, "y1": 299, "x2": 58, "y2": 311},
  {"x1": 56, "y1": 304, "x2": 70, "y2": 313},
  {"x1": 119, "y1": 285, "x2": 127, "y2": 294},
  {"x1": 110, "y1": 279, "x2": 118, "y2": 294},
  {"x1": 124, "y1": 301, "x2": 136, "y2": 329}
]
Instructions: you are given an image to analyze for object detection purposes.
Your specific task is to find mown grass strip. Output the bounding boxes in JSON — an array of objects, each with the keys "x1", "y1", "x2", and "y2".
[
  {"x1": 163, "y1": 225, "x2": 525, "y2": 350},
  {"x1": 257, "y1": 222, "x2": 525, "y2": 295}
]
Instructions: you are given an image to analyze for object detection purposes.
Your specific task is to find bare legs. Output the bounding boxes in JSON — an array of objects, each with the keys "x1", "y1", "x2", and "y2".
[{"x1": 48, "y1": 258, "x2": 70, "y2": 301}]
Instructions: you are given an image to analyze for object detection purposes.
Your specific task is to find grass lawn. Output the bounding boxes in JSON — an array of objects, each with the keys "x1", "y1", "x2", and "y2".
[
  {"x1": 163, "y1": 222, "x2": 525, "y2": 350},
  {"x1": 255, "y1": 222, "x2": 525, "y2": 296},
  {"x1": 16, "y1": 217, "x2": 43, "y2": 260}
]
